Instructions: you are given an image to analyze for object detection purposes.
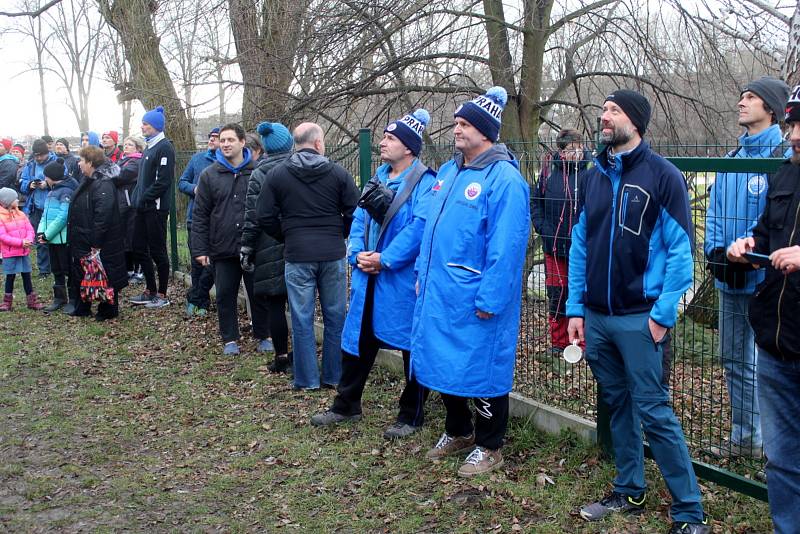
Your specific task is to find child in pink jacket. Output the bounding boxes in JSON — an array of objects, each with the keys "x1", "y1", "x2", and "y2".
[{"x1": 0, "y1": 187, "x2": 43, "y2": 310}]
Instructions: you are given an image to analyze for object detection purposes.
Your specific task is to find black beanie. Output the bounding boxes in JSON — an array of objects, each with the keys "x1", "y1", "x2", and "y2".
[
  {"x1": 604, "y1": 89, "x2": 652, "y2": 135},
  {"x1": 32, "y1": 138, "x2": 49, "y2": 156},
  {"x1": 44, "y1": 158, "x2": 65, "y2": 181},
  {"x1": 56, "y1": 137, "x2": 70, "y2": 150},
  {"x1": 741, "y1": 76, "x2": 790, "y2": 121}
]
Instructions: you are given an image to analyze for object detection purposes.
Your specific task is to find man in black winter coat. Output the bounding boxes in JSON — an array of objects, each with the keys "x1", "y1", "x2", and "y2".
[
  {"x1": 727, "y1": 86, "x2": 800, "y2": 534},
  {"x1": 0, "y1": 138, "x2": 19, "y2": 190},
  {"x1": 129, "y1": 106, "x2": 174, "y2": 309},
  {"x1": 256, "y1": 122, "x2": 361, "y2": 391},
  {"x1": 192, "y1": 123, "x2": 270, "y2": 356}
]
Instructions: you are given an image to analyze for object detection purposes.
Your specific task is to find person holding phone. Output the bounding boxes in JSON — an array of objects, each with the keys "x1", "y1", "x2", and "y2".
[{"x1": 727, "y1": 85, "x2": 800, "y2": 534}]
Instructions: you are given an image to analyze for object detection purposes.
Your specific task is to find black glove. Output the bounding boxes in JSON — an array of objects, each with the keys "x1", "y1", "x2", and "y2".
[
  {"x1": 706, "y1": 247, "x2": 753, "y2": 289},
  {"x1": 240, "y1": 247, "x2": 254, "y2": 273}
]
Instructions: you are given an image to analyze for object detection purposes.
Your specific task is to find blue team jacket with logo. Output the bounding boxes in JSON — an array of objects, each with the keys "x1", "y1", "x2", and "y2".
[
  {"x1": 410, "y1": 145, "x2": 530, "y2": 397},
  {"x1": 704, "y1": 124, "x2": 788, "y2": 295},
  {"x1": 341, "y1": 160, "x2": 437, "y2": 355},
  {"x1": 566, "y1": 141, "x2": 694, "y2": 328}
]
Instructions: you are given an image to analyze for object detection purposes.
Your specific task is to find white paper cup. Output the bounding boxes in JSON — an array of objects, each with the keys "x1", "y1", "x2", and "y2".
[{"x1": 563, "y1": 340, "x2": 583, "y2": 364}]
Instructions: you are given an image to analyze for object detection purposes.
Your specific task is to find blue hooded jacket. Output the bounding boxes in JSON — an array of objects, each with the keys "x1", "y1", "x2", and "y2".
[
  {"x1": 566, "y1": 141, "x2": 694, "y2": 328},
  {"x1": 21, "y1": 152, "x2": 59, "y2": 212},
  {"x1": 704, "y1": 124, "x2": 789, "y2": 294},
  {"x1": 410, "y1": 145, "x2": 530, "y2": 397},
  {"x1": 178, "y1": 149, "x2": 216, "y2": 224},
  {"x1": 341, "y1": 160, "x2": 436, "y2": 355}
]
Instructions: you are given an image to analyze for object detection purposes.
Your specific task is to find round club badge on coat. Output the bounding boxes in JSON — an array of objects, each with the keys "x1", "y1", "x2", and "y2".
[
  {"x1": 465, "y1": 182, "x2": 482, "y2": 200},
  {"x1": 747, "y1": 175, "x2": 767, "y2": 196}
]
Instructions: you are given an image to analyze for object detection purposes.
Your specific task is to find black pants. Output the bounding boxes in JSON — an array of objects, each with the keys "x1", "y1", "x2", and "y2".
[
  {"x1": 186, "y1": 226, "x2": 214, "y2": 309},
  {"x1": 27, "y1": 207, "x2": 50, "y2": 274},
  {"x1": 214, "y1": 257, "x2": 269, "y2": 343},
  {"x1": 132, "y1": 210, "x2": 170, "y2": 295},
  {"x1": 441, "y1": 393, "x2": 509, "y2": 451},
  {"x1": 5, "y1": 273, "x2": 33, "y2": 294},
  {"x1": 265, "y1": 293, "x2": 289, "y2": 355},
  {"x1": 332, "y1": 277, "x2": 428, "y2": 426},
  {"x1": 48, "y1": 243, "x2": 71, "y2": 287}
]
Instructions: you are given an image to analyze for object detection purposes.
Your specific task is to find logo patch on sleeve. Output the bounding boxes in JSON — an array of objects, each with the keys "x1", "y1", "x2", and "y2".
[{"x1": 747, "y1": 175, "x2": 767, "y2": 196}]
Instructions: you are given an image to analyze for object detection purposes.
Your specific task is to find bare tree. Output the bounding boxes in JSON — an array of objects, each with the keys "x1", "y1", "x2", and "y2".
[
  {"x1": 228, "y1": 0, "x2": 309, "y2": 128},
  {"x1": 15, "y1": 1, "x2": 53, "y2": 135},
  {"x1": 98, "y1": 0, "x2": 195, "y2": 150},
  {"x1": 100, "y1": 26, "x2": 133, "y2": 138},
  {"x1": 39, "y1": 0, "x2": 107, "y2": 132}
]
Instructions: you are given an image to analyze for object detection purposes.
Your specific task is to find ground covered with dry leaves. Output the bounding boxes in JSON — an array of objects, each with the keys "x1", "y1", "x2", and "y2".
[{"x1": 0, "y1": 279, "x2": 771, "y2": 532}]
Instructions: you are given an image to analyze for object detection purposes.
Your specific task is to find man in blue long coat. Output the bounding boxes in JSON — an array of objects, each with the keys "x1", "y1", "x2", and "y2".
[
  {"x1": 311, "y1": 109, "x2": 436, "y2": 439},
  {"x1": 411, "y1": 87, "x2": 531, "y2": 477}
]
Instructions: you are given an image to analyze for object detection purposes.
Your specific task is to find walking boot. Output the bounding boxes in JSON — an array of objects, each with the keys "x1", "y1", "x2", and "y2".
[
  {"x1": 27, "y1": 292, "x2": 44, "y2": 310},
  {"x1": 44, "y1": 285, "x2": 67, "y2": 313},
  {"x1": 0, "y1": 293, "x2": 12, "y2": 312},
  {"x1": 62, "y1": 287, "x2": 78, "y2": 315}
]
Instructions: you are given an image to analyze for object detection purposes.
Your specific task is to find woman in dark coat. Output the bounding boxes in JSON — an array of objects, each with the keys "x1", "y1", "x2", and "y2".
[
  {"x1": 531, "y1": 128, "x2": 590, "y2": 351},
  {"x1": 240, "y1": 121, "x2": 294, "y2": 372},
  {"x1": 117, "y1": 136, "x2": 144, "y2": 274},
  {"x1": 66, "y1": 145, "x2": 129, "y2": 320}
]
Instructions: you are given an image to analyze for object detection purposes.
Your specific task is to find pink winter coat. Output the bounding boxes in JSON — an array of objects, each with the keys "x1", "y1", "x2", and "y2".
[{"x1": 0, "y1": 206, "x2": 34, "y2": 258}]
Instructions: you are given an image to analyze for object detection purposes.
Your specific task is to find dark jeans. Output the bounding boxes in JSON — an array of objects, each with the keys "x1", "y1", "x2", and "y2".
[
  {"x1": 27, "y1": 207, "x2": 50, "y2": 274},
  {"x1": 186, "y1": 226, "x2": 214, "y2": 309},
  {"x1": 440, "y1": 393, "x2": 509, "y2": 451},
  {"x1": 132, "y1": 210, "x2": 170, "y2": 295},
  {"x1": 266, "y1": 294, "x2": 289, "y2": 355},
  {"x1": 213, "y1": 257, "x2": 269, "y2": 343},
  {"x1": 332, "y1": 276, "x2": 428, "y2": 426},
  {"x1": 48, "y1": 243, "x2": 71, "y2": 287}
]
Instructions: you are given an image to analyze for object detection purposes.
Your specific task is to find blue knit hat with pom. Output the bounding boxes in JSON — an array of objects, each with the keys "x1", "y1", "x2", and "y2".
[
  {"x1": 384, "y1": 109, "x2": 430, "y2": 156},
  {"x1": 142, "y1": 106, "x2": 166, "y2": 132},
  {"x1": 256, "y1": 121, "x2": 293, "y2": 154},
  {"x1": 454, "y1": 87, "x2": 507, "y2": 142}
]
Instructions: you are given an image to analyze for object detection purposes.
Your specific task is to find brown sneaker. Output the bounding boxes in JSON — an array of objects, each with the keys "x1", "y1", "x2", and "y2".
[
  {"x1": 457, "y1": 446, "x2": 504, "y2": 477},
  {"x1": 425, "y1": 432, "x2": 475, "y2": 460}
]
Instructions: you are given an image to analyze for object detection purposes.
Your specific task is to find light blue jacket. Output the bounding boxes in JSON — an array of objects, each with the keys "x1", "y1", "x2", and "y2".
[
  {"x1": 178, "y1": 149, "x2": 216, "y2": 223},
  {"x1": 410, "y1": 145, "x2": 530, "y2": 397},
  {"x1": 37, "y1": 177, "x2": 79, "y2": 244},
  {"x1": 341, "y1": 160, "x2": 436, "y2": 355},
  {"x1": 704, "y1": 124, "x2": 789, "y2": 294}
]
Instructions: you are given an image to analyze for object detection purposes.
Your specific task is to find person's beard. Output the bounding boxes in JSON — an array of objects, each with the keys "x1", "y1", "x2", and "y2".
[{"x1": 600, "y1": 122, "x2": 635, "y2": 147}]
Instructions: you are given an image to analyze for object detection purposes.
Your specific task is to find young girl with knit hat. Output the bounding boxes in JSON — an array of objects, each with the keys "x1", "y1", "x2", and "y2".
[{"x1": 0, "y1": 187, "x2": 43, "y2": 310}]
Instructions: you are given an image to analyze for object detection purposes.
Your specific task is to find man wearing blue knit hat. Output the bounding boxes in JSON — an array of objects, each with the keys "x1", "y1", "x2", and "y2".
[
  {"x1": 311, "y1": 109, "x2": 437, "y2": 440},
  {"x1": 410, "y1": 88, "x2": 531, "y2": 476},
  {"x1": 130, "y1": 105, "x2": 175, "y2": 309}
]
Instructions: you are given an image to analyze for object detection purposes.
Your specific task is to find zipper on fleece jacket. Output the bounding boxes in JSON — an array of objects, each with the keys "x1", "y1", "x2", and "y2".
[
  {"x1": 775, "y1": 197, "x2": 800, "y2": 358},
  {"x1": 606, "y1": 169, "x2": 621, "y2": 315}
]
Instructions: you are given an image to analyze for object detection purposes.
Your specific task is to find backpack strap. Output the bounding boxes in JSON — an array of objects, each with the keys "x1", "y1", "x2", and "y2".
[{"x1": 373, "y1": 162, "x2": 429, "y2": 248}]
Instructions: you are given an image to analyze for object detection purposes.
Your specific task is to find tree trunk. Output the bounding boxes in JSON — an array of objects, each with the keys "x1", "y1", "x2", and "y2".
[
  {"x1": 121, "y1": 100, "x2": 131, "y2": 140},
  {"x1": 482, "y1": 0, "x2": 522, "y2": 142},
  {"x1": 36, "y1": 17, "x2": 49, "y2": 135},
  {"x1": 784, "y1": 1, "x2": 800, "y2": 86},
  {"x1": 229, "y1": 0, "x2": 308, "y2": 129},
  {"x1": 98, "y1": 0, "x2": 195, "y2": 151}
]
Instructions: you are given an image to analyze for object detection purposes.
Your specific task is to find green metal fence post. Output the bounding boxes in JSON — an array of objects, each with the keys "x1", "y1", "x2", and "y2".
[
  {"x1": 169, "y1": 176, "x2": 179, "y2": 272},
  {"x1": 358, "y1": 128, "x2": 371, "y2": 188}
]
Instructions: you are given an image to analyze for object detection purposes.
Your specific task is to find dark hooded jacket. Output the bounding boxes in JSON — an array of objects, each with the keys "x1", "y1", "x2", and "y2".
[
  {"x1": 191, "y1": 148, "x2": 254, "y2": 261},
  {"x1": 255, "y1": 148, "x2": 360, "y2": 263},
  {"x1": 242, "y1": 151, "x2": 292, "y2": 296},
  {"x1": 67, "y1": 160, "x2": 129, "y2": 290},
  {"x1": 532, "y1": 151, "x2": 590, "y2": 257},
  {"x1": 0, "y1": 154, "x2": 19, "y2": 190}
]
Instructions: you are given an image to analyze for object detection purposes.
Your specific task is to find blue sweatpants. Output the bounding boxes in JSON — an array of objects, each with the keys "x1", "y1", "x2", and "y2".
[{"x1": 584, "y1": 309, "x2": 704, "y2": 523}]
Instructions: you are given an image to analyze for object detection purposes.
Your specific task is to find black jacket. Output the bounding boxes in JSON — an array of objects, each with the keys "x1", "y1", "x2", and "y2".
[
  {"x1": 0, "y1": 157, "x2": 18, "y2": 190},
  {"x1": 749, "y1": 160, "x2": 800, "y2": 360},
  {"x1": 130, "y1": 136, "x2": 175, "y2": 212},
  {"x1": 191, "y1": 152, "x2": 254, "y2": 261},
  {"x1": 115, "y1": 155, "x2": 140, "y2": 213},
  {"x1": 242, "y1": 152, "x2": 291, "y2": 296},
  {"x1": 67, "y1": 160, "x2": 129, "y2": 290},
  {"x1": 256, "y1": 148, "x2": 360, "y2": 262},
  {"x1": 532, "y1": 151, "x2": 589, "y2": 257}
]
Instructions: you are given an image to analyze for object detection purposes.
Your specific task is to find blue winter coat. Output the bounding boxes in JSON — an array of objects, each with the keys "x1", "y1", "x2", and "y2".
[
  {"x1": 566, "y1": 141, "x2": 694, "y2": 328},
  {"x1": 37, "y1": 177, "x2": 79, "y2": 244},
  {"x1": 704, "y1": 124, "x2": 789, "y2": 294},
  {"x1": 341, "y1": 160, "x2": 436, "y2": 356},
  {"x1": 410, "y1": 145, "x2": 531, "y2": 397},
  {"x1": 21, "y1": 153, "x2": 59, "y2": 213},
  {"x1": 178, "y1": 149, "x2": 216, "y2": 223}
]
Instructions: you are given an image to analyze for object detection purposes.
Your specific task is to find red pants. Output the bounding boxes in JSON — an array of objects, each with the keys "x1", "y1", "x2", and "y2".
[{"x1": 544, "y1": 254, "x2": 573, "y2": 350}]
